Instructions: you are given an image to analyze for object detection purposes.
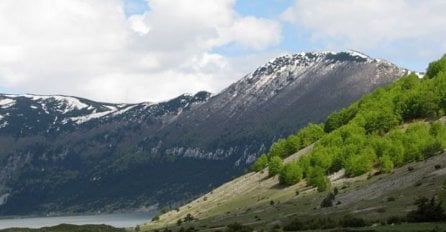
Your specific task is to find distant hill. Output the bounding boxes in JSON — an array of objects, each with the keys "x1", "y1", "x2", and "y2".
[{"x1": 0, "y1": 51, "x2": 407, "y2": 215}]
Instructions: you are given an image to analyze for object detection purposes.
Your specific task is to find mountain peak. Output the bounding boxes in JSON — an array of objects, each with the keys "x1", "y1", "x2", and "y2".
[{"x1": 251, "y1": 50, "x2": 377, "y2": 79}]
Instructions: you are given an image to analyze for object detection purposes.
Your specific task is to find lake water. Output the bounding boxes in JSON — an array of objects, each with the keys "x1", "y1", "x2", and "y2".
[{"x1": 0, "y1": 212, "x2": 154, "y2": 229}]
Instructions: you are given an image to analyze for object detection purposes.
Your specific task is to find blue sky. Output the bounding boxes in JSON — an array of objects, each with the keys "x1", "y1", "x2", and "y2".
[{"x1": 0, "y1": 0, "x2": 445, "y2": 102}]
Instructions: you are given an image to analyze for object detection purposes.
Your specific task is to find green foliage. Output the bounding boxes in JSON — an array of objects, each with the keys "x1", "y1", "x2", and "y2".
[
  {"x1": 269, "y1": 138, "x2": 291, "y2": 158},
  {"x1": 362, "y1": 108, "x2": 400, "y2": 134},
  {"x1": 426, "y1": 54, "x2": 446, "y2": 78},
  {"x1": 279, "y1": 162, "x2": 303, "y2": 186},
  {"x1": 251, "y1": 154, "x2": 268, "y2": 172},
  {"x1": 297, "y1": 155, "x2": 311, "y2": 177},
  {"x1": 403, "y1": 123, "x2": 436, "y2": 161},
  {"x1": 379, "y1": 155, "x2": 394, "y2": 173},
  {"x1": 344, "y1": 147, "x2": 376, "y2": 177},
  {"x1": 307, "y1": 166, "x2": 329, "y2": 192},
  {"x1": 296, "y1": 123, "x2": 326, "y2": 147},
  {"x1": 268, "y1": 156, "x2": 283, "y2": 177},
  {"x1": 310, "y1": 147, "x2": 334, "y2": 171},
  {"x1": 267, "y1": 124, "x2": 325, "y2": 159},
  {"x1": 324, "y1": 104, "x2": 358, "y2": 132}
]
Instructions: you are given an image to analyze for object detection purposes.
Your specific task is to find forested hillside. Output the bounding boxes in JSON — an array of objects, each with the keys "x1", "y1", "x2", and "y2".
[{"x1": 253, "y1": 54, "x2": 446, "y2": 190}]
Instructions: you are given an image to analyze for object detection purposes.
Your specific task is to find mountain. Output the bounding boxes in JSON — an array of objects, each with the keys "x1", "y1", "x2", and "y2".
[
  {"x1": 142, "y1": 55, "x2": 446, "y2": 232},
  {"x1": 0, "y1": 51, "x2": 408, "y2": 215}
]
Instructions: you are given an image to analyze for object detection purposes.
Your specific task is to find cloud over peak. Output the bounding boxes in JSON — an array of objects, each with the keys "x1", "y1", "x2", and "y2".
[{"x1": 0, "y1": 0, "x2": 281, "y2": 103}]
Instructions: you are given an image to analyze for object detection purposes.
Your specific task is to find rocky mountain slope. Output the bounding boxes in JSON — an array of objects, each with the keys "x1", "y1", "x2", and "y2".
[{"x1": 0, "y1": 51, "x2": 408, "y2": 215}]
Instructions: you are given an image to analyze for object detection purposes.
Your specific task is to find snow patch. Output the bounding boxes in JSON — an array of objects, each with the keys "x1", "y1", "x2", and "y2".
[
  {"x1": 347, "y1": 50, "x2": 370, "y2": 59},
  {"x1": 70, "y1": 110, "x2": 115, "y2": 124},
  {"x1": 112, "y1": 105, "x2": 137, "y2": 116},
  {"x1": 0, "y1": 121, "x2": 8, "y2": 128},
  {"x1": 0, "y1": 99, "x2": 15, "y2": 108}
]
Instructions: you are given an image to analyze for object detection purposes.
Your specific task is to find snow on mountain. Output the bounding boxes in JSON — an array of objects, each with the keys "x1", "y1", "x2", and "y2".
[
  {"x1": 0, "y1": 99, "x2": 15, "y2": 109},
  {"x1": 0, "y1": 91, "x2": 212, "y2": 136}
]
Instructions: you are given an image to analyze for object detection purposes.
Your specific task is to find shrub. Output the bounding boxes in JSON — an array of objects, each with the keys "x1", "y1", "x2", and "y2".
[
  {"x1": 379, "y1": 155, "x2": 394, "y2": 173},
  {"x1": 152, "y1": 215, "x2": 160, "y2": 221},
  {"x1": 184, "y1": 213, "x2": 195, "y2": 222},
  {"x1": 268, "y1": 156, "x2": 283, "y2": 177},
  {"x1": 320, "y1": 192, "x2": 335, "y2": 208},
  {"x1": 345, "y1": 147, "x2": 376, "y2": 177},
  {"x1": 426, "y1": 54, "x2": 446, "y2": 78},
  {"x1": 307, "y1": 166, "x2": 330, "y2": 192},
  {"x1": 251, "y1": 154, "x2": 268, "y2": 172},
  {"x1": 279, "y1": 162, "x2": 303, "y2": 185}
]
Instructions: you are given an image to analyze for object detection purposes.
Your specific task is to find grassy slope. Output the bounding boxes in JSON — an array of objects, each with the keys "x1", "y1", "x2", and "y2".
[{"x1": 142, "y1": 142, "x2": 446, "y2": 231}]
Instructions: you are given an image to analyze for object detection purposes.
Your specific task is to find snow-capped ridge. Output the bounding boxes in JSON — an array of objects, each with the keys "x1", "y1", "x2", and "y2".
[{"x1": 249, "y1": 51, "x2": 377, "y2": 81}]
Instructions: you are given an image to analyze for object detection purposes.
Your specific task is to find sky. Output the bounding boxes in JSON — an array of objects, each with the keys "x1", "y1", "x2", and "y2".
[{"x1": 0, "y1": 0, "x2": 445, "y2": 103}]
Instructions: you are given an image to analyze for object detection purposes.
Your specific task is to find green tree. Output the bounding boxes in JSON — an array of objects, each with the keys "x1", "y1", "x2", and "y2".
[
  {"x1": 426, "y1": 54, "x2": 446, "y2": 78},
  {"x1": 362, "y1": 109, "x2": 400, "y2": 134},
  {"x1": 379, "y1": 155, "x2": 394, "y2": 173},
  {"x1": 268, "y1": 156, "x2": 283, "y2": 177},
  {"x1": 403, "y1": 123, "x2": 435, "y2": 161},
  {"x1": 285, "y1": 134, "x2": 301, "y2": 154},
  {"x1": 324, "y1": 104, "x2": 358, "y2": 132},
  {"x1": 269, "y1": 139, "x2": 292, "y2": 158},
  {"x1": 279, "y1": 162, "x2": 303, "y2": 185},
  {"x1": 345, "y1": 147, "x2": 376, "y2": 177},
  {"x1": 251, "y1": 154, "x2": 268, "y2": 172},
  {"x1": 307, "y1": 166, "x2": 329, "y2": 192},
  {"x1": 310, "y1": 148, "x2": 333, "y2": 171},
  {"x1": 297, "y1": 123, "x2": 326, "y2": 147},
  {"x1": 297, "y1": 155, "x2": 311, "y2": 178}
]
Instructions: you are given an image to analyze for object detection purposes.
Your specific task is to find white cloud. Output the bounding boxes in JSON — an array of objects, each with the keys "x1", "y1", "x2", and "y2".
[
  {"x1": 282, "y1": 0, "x2": 446, "y2": 70},
  {"x1": 0, "y1": 0, "x2": 281, "y2": 103}
]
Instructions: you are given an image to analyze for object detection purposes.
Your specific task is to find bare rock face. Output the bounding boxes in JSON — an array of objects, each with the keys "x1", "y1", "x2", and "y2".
[{"x1": 0, "y1": 51, "x2": 408, "y2": 215}]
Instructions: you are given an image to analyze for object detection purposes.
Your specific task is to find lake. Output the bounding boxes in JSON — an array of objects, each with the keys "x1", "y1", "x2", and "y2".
[{"x1": 0, "y1": 212, "x2": 154, "y2": 229}]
